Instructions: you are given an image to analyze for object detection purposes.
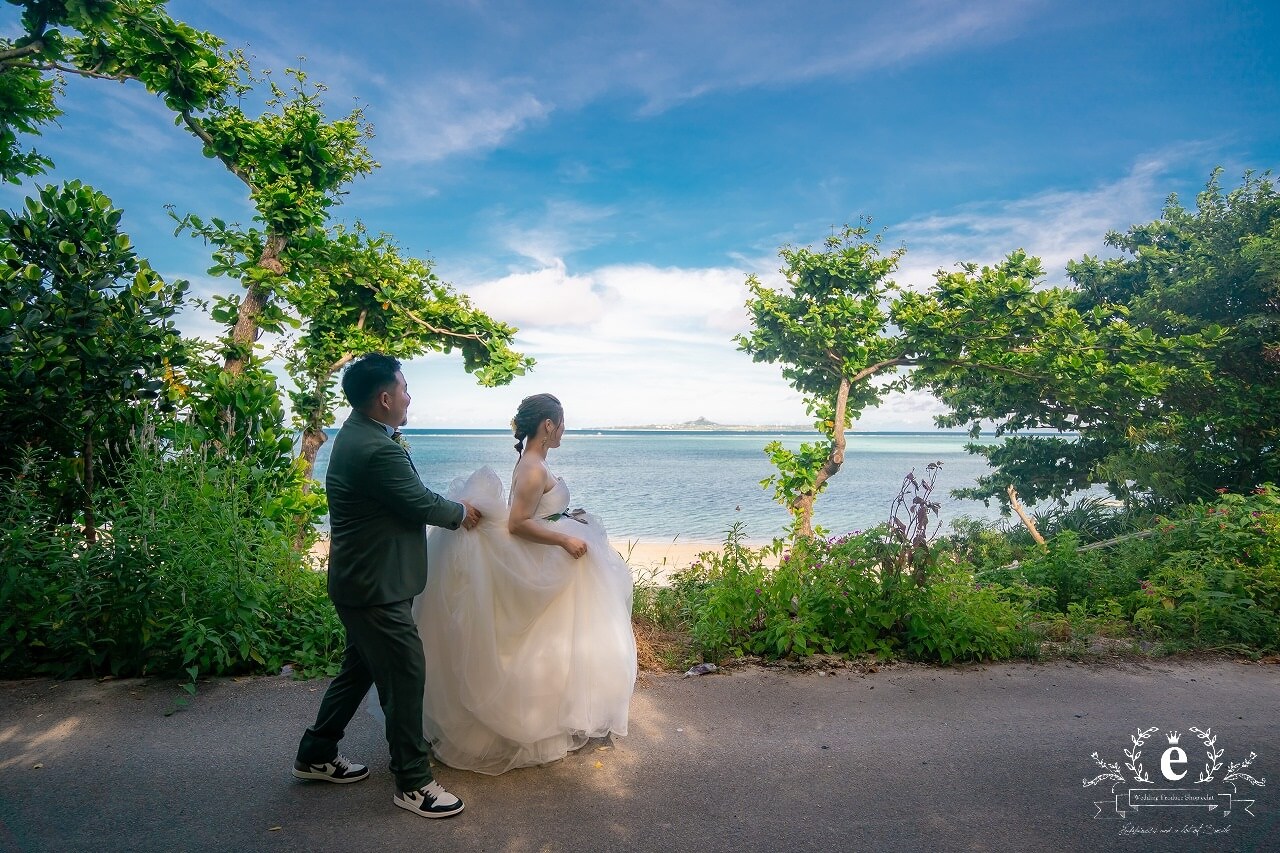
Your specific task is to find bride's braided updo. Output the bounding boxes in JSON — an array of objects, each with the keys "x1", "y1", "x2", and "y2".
[{"x1": 511, "y1": 393, "x2": 563, "y2": 454}]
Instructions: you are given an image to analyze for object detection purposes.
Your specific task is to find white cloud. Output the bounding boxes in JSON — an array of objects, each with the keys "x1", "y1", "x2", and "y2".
[
  {"x1": 498, "y1": 199, "x2": 618, "y2": 267},
  {"x1": 594, "y1": 265, "x2": 751, "y2": 338},
  {"x1": 438, "y1": 0, "x2": 1034, "y2": 117},
  {"x1": 796, "y1": 2, "x2": 1033, "y2": 79},
  {"x1": 433, "y1": 253, "x2": 792, "y2": 426},
  {"x1": 345, "y1": 0, "x2": 1042, "y2": 162},
  {"x1": 891, "y1": 150, "x2": 1201, "y2": 288},
  {"x1": 378, "y1": 76, "x2": 550, "y2": 163},
  {"x1": 468, "y1": 259, "x2": 752, "y2": 344},
  {"x1": 426, "y1": 148, "x2": 1211, "y2": 429},
  {"x1": 466, "y1": 260, "x2": 606, "y2": 328}
]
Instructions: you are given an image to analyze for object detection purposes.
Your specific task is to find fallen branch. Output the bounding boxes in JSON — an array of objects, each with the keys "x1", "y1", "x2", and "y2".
[
  {"x1": 1077, "y1": 529, "x2": 1155, "y2": 552},
  {"x1": 1007, "y1": 485, "x2": 1046, "y2": 546}
]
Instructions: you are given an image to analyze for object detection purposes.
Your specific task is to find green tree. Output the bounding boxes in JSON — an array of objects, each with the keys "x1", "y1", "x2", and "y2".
[
  {"x1": 0, "y1": 180, "x2": 187, "y2": 540},
  {"x1": 899, "y1": 251, "x2": 1219, "y2": 507},
  {"x1": 283, "y1": 224, "x2": 533, "y2": 477},
  {"x1": 1065, "y1": 169, "x2": 1280, "y2": 502},
  {"x1": 3, "y1": 3, "x2": 375, "y2": 377},
  {"x1": 911, "y1": 171, "x2": 1274, "y2": 508},
  {"x1": 0, "y1": 0, "x2": 232, "y2": 182},
  {"x1": 4, "y1": 2, "x2": 529, "y2": 529},
  {"x1": 740, "y1": 226, "x2": 1218, "y2": 535},
  {"x1": 177, "y1": 65, "x2": 376, "y2": 375},
  {"x1": 737, "y1": 225, "x2": 906, "y2": 536}
]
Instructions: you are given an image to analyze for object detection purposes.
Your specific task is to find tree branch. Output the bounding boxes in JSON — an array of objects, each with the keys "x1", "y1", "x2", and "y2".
[
  {"x1": 917, "y1": 357, "x2": 1044, "y2": 381},
  {"x1": 1006, "y1": 485, "x2": 1046, "y2": 546},
  {"x1": 0, "y1": 40, "x2": 45, "y2": 63},
  {"x1": 179, "y1": 111, "x2": 254, "y2": 188},
  {"x1": 849, "y1": 357, "x2": 917, "y2": 384},
  {"x1": 11, "y1": 57, "x2": 261, "y2": 196},
  {"x1": 793, "y1": 375, "x2": 852, "y2": 537},
  {"x1": 398, "y1": 306, "x2": 486, "y2": 342},
  {"x1": 15, "y1": 58, "x2": 133, "y2": 82},
  {"x1": 819, "y1": 377, "x2": 850, "y2": 480},
  {"x1": 327, "y1": 352, "x2": 355, "y2": 376}
]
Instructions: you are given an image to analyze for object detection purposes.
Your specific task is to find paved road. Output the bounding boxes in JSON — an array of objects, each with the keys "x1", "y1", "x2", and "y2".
[{"x1": 1, "y1": 658, "x2": 1277, "y2": 852}]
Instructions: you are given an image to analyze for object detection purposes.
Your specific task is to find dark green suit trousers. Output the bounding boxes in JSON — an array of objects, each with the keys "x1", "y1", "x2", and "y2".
[{"x1": 296, "y1": 598, "x2": 433, "y2": 791}]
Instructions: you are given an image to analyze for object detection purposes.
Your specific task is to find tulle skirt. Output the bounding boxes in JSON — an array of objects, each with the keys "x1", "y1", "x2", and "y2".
[{"x1": 416, "y1": 467, "x2": 637, "y2": 775}]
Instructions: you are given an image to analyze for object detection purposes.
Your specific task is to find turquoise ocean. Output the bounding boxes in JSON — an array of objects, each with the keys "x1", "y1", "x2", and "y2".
[{"x1": 311, "y1": 430, "x2": 1008, "y2": 544}]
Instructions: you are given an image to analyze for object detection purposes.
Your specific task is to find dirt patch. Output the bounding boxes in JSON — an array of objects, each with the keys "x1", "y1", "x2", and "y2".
[{"x1": 632, "y1": 618, "x2": 691, "y2": 675}]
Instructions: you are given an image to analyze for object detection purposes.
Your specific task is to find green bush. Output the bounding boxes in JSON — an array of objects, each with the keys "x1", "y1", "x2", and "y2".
[
  {"x1": 672, "y1": 523, "x2": 1035, "y2": 664},
  {"x1": 900, "y1": 569, "x2": 1036, "y2": 663},
  {"x1": 668, "y1": 486, "x2": 1280, "y2": 664},
  {"x1": 1130, "y1": 487, "x2": 1280, "y2": 650},
  {"x1": 947, "y1": 517, "x2": 1020, "y2": 570},
  {"x1": 0, "y1": 437, "x2": 344, "y2": 680},
  {"x1": 1004, "y1": 533, "x2": 1109, "y2": 612},
  {"x1": 971, "y1": 486, "x2": 1280, "y2": 652}
]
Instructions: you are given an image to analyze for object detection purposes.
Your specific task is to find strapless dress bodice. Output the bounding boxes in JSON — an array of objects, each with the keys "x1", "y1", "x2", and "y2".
[{"x1": 535, "y1": 477, "x2": 570, "y2": 518}]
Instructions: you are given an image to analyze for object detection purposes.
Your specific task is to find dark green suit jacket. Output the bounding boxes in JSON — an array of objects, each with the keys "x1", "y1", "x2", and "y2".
[{"x1": 325, "y1": 411, "x2": 465, "y2": 607}]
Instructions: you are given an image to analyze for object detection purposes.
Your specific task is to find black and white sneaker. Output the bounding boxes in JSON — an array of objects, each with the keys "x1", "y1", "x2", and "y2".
[
  {"x1": 393, "y1": 781, "x2": 465, "y2": 819},
  {"x1": 292, "y1": 754, "x2": 370, "y2": 784}
]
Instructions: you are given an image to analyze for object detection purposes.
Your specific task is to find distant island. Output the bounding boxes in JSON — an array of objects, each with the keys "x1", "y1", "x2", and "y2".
[{"x1": 595, "y1": 416, "x2": 816, "y2": 432}]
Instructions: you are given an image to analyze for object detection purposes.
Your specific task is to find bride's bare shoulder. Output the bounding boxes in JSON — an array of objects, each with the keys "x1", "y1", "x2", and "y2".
[{"x1": 512, "y1": 457, "x2": 555, "y2": 494}]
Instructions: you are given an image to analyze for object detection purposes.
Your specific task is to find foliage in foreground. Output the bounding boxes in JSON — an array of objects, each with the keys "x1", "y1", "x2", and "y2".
[
  {"x1": 658, "y1": 487, "x2": 1280, "y2": 666},
  {"x1": 0, "y1": 437, "x2": 344, "y2": 682},
  {"x1": 0, "y1": 181, "x2": 188, "y2": 538},
  {"x1": 665, "y1": 524, "x2": 1034, "y2": 665},
  {"x1": 976, "y1": 486, "x2": 1280, "y2": 653}
]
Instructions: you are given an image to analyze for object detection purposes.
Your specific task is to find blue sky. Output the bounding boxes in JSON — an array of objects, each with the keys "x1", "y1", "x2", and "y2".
[{"x1": 6, "y1": 0, "x2": 1279, "y2": 428}]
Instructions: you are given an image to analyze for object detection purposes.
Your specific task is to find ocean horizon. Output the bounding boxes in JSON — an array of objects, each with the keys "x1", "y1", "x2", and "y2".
[{"x1": 309, "y1": 428, "x2": 1018, "y2": 543}]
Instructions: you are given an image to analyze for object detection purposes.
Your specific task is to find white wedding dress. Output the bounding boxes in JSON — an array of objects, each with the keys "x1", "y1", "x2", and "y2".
[{"x1": 415, "y1": 466, "x2": 637, "y2": 775}]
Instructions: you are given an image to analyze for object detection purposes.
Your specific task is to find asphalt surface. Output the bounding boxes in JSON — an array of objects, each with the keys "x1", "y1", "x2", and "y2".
[{"x1": 1, "y1": 657, "x2": 1277, "y2": 852}]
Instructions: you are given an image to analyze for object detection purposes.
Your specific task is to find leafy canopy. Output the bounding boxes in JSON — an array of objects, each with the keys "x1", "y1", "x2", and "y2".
[
  {"x1": 1066, "y1": 169, "x2": 1280, "y2": 502},
  {"x1": 0, "y1": 180, "x2": 187, "y2": 517}
]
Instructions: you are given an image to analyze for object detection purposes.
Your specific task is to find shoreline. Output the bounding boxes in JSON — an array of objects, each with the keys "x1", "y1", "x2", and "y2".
[
  {"x1": 308, "y1": 535, "x2": 737, "y2": 585},
  {"x1": 611, "y1": 539, "x2": 723, "y2": 583}
]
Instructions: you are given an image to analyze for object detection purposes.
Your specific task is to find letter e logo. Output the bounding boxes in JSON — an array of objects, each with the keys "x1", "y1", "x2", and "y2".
[{"x1": 1161, "y1": 746, "x2": 1187, "y2": 781}]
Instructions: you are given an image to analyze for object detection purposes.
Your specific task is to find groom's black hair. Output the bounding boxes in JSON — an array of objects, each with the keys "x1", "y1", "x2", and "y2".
[{"x1": 343, "y1": 353, "x2": 402, "y2": 410}]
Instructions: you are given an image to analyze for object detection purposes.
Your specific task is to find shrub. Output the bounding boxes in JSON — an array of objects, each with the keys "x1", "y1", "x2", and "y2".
[
  {"x1": 669, "y1": 485, "x2": 1280, "y2": 664},
  {"x1": 0, "y1": 435, "x2": 344, "y2": 680},
  {"x1": 975, "y1": 485, "x2": 1280, "y2": 652},
  {"x1": 1130, "y1": 487, "x2": 1280, "y2": 650},
  {"x1": 900, "y1": 567, "x2": 1036, "y2": 663},
  {"x1": 672, "y1": 523, "x2": 1034, "y2": 664},
  {"x1": 947, "y1": 517, "x2": 1019, "y2": 571}
]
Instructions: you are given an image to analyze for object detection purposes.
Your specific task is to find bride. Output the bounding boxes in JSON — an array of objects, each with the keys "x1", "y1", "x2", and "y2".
[{"x1": 415, "y1": 393, "x2": 637, "y2": 775}]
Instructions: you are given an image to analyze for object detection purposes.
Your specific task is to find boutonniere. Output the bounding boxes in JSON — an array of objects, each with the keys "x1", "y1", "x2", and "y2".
[{"x1": 392, "y1": 430, "x2": 411, "y2": 452}]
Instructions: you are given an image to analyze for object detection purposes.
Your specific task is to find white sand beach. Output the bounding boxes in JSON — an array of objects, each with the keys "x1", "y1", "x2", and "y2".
[
  {"x1": 308, "y1": 535, "x2": 721, "y2": 585},
  {"x1": 611, "y1": 539, "x2": 722, "y2": 584}
]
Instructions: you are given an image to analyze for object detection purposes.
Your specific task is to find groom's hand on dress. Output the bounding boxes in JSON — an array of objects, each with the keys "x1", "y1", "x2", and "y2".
[{"x1": 459, "y1": 500, "x2": 482, "y2": 531}]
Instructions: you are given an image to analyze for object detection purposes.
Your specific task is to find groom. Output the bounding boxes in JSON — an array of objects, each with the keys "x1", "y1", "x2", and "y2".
[{"x1": 293, "y1": 353, "x2": 480, "y2": 819}]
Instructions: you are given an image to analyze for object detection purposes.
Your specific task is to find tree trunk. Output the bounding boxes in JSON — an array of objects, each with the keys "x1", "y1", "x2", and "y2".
[
  {"x1": 222, "y1": 232, "x2": 287, "y2": 375},
  {"x1": 82, "y1": 429, "x2": 96, "y2": 544},
  {"x1": 298, "y1": 424, "x2": 328, "y2": 482},
  {"x1": 294, "y1": 407, "x2": 328, "y2": 552},
  {"x1": 791, "y1": 376, "x2": 851, "y2": 538},
  {"x1": 791, "y1": 493, "x2": 816, "y2": 538},
  {"x1": 296, "y1": 353, "x2": 355, "y2": 481}
]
